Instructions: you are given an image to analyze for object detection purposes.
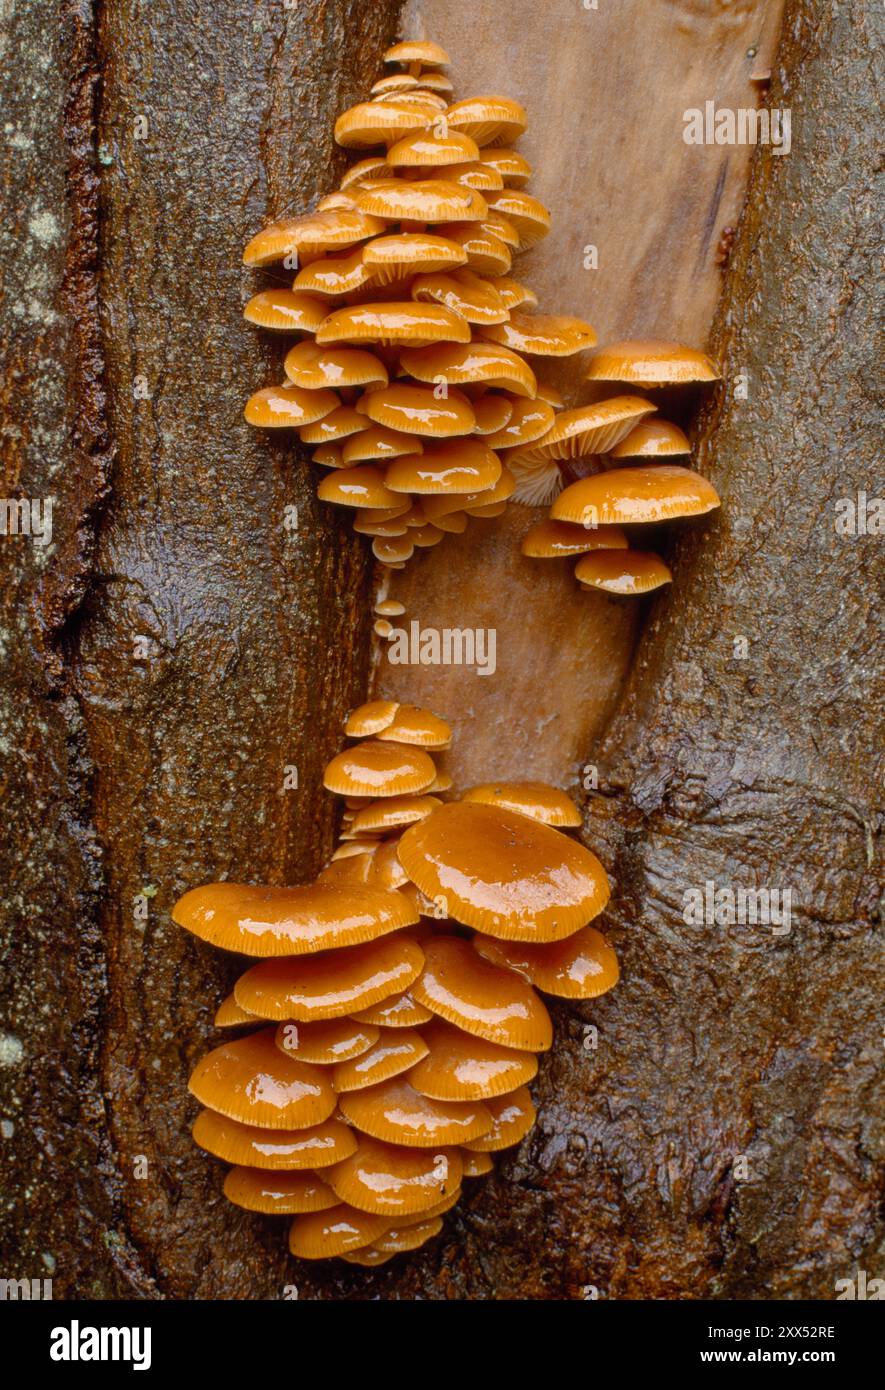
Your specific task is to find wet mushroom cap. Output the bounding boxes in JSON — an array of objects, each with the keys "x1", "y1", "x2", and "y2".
[
  {"x1": 462, "y1": 1085, "x2": 536, "y2": 1152},
  {"x1": 289, "y1": 1203, "x2": 395, "y2": 1258},
  {"x1": 244, "y1": 384, "x2": 338, "y2": 429},
  {"x1": 342, "y1": 426, "x2": 424, "y2": 464},
  {"x1": 351, "y1": 990, "x2": 433, "y2": 1028},
  {"x1": 520, "y1": 518, "x2": 629, "y2": 557},
  {"x1": 371, "y1": 1214, "x2": 444, "y2": 1254},
  {"x1": 188, "y1": 1028, "x2": 337, "y2": 1129},
  {"x1": 300, "y1": 405, "x2": 369, "y2": 444},
  {"x1": 214, "y1": 994, "x2": 258, "y2": 1028},
  {"x1": 514, "y1": 396, "x2": 656, "y2": 462},
  {"x1": 171, "y1": 881, "x2": 418, "y2": 956},
  {"x1": 362, "y1": 231, "x2": 469, "y2": 278},
  {"x1": 399, "y1": 341, "x2": 536, "y2": 397},
  {"x1": 284, "y1": 341, "x2": 388, "y2": 390},
  {"x1": 479, "y1": 148, "x2": 532, "y2": 185},
  {"x1": 411, "y1": 268, "x2": 509, "y2": 325},
  {"x1": 583, "y1": 339, "x2": 721, "y2": 386},
  {"x1": 233, "y1": 935, "x2": 426, "y2": 1023},
  {"x1": 575, "y1": 549, "x2": 673, "y2": 595},
  {"x1": 473, "y1": 924, "x2": 619, "y2": 1000},
  {"x1": 610, "y1": 418, "x2": 692, "y2": 458},
  {"x1": 481, "y1": 312, "x2": 597, "y2": 356},
  {"x1": 551, "y1": 464, "x2": 721, "y2": 526},
  {"x1": 397, "y1": 801, "x2": 610, "y2": 941},
  {"x1": 355, "y1": 178, "x2": 488, "y2": 224},
  {"x1": 338, "y1": 1075, "x2": 493, "y2": 1147},
  {"x1": 333, "y1": 103, "x2": 434, "y2": 150},
  {"x1": 331, "y1": 1028, "x2": 429, "y2": 1093},
  {"x1": 386, "y1": 130, "x2": 480, "y2": 166},
  {"x1": 243, "y1": 209, "x2": 385, "y2": 265},
  {"x1": 243, "y1": 289, "x2": 327, "y2": 332},
  {"x1": 385, "y1": 437, "x2": 502, "y2": 494},
  {"x1": 359, "y1": 382, "x2": 476, "y2": 436},
  {"x1": 345, "y1": 698, "x2": 400, "y2": 737},
  {"x1": 460, "y1": 780, "x2": 582, "y2": 827},
  {"x1": 350, "y1": 794, "x2": 442, "y2": 835},
  {"x1": 410, "y1": 935, "x2": 553, "y2": 1051},
  {"x1": 444, "y1": 95, "x2": 528, "y2": 146},
  {"x1": 383, "y1": 39, "x2": 451, "y2": 67},
  {"x1": 316, "y1": 301, "x2": 472, "y2": 347},
  {"x1": 223, "y1": 1167, "x2": 339, "y2": 1215},
  {"x1": 409, "y1": 1018, "x2": 538, "y2": 1101},
  {"x1": 274, "y1": 1016, "x2": 380, "y2": 1065},
  {"x1": 317, "y1": 465, "x2": 402, "y2": 510},
  {"x1": 461, "y1": 1149, "x2": 495, "y2": 1177},
  {"x1": 373, "y1": 703, "x2": 452, "y2": 748},
  {"x1": 323, "y1": 739, "x2": 437, "y2": 797},
  {"x1": 325, "y1": 1136, "x2": 462, "y2": 1215},
  {"x1": 293, "y1": 247, "x2": 376, "y2": 297},
  {"x1": 192, "y1": 1109, "x2": 358, "y2": 1169}
]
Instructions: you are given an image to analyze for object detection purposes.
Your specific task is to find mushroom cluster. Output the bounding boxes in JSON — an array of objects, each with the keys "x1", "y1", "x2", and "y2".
[
  {"x1": 518, "y1": 340, "x2": 723, "y2": 595},
  {"x1": 173, "y1": 702, "x2": 617, "y2": 1266},
  {"x1": 241, "y1": 39, "x2": 597, "y2": 568}
]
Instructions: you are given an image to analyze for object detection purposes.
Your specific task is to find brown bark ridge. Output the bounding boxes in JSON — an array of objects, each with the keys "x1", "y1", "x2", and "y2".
[{"x1": 1, "y1": 0, "x2": 400, "y2": 1299}]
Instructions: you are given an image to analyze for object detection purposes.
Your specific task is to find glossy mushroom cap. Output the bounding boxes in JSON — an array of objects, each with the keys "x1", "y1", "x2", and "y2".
[
  {"x1": 462, "y1": 1085, "x2": 536, "y2": 1152},
  {"x1": 289, "y1": 1203, "x2": 395, "y2": 1258},
  {"x1": 520, "y1": 518, "x2": 629, "y2": 557},
  {"x1": 338, "y1": 1075, "x2": 493, "y2": 1147},
  {"x1": 473, "y1": 924, "x2": 620, "y2": 1000},
  {"x1": 331, "y1": 1029, "x2": 429, "y2": 1092},
  {"x1": 400, "y1": 341, "x2": 537, "y2": 397},
  {"x1": 351, "y1": 990, "x2": 433, "y2": 1028},
  {"x1": 583, "y1": 339, "x2": 721, "y2": 387},
  {"x1": 409, "y1": 1018, "x2": 538, "y2": 1101},
  {"x1": 188, "y1": 1028, "x2": 337, "y2": 1129},
  {"x1": 397, "y1": 801, "x2": 610, "y2": 941},
  {"x1": 384, "y1": 40, "x2": 451, "y2": 68},
  {"x1": 411, "y1": 935, "x2": 553, "y2": 1051},
  {"x1": 233, "y1": 935, "x2": 425, "y2": 1023},
  {"x1": 576, "y1": 549, "x2": 673, "y2": 595},
  {"x1": 460, "y1": 780, "x2": 582, "y2": 828},
  {"x1": 359, "y1": 382, "x2": 477, "y2": 437},
  {"x1": 172, "y1": 881, "x2": 417, "y2": 956},
  {"x1": 274, "y1": 1016, "x2": 379, "y2": 1065},
  {"x1": 243, "y1": 290, "x2": 327, "y2": 333},
  {"x1": 326, "y1": 1136, "x2": 462, "y2": 1215},
  {"x1": 444, "y1": 96, "x2": 527, "y2": 146},
  {"x1": 385, "y1": 438, "x2": 502, "y2": 495},
  {"x1": 223, "y1": 1167, "x2": 339, "y2": 1215},
  {"x1": 482, "y1": 312, "x2": 597, "y2": 356},
  {"x1": 551, "y1": 464, "x2": 721, "y2": 526},
  {"x1": 514, "y1": 397, "x2": 656, "y2": 463},
  {"x1": 345, "y1": 698, "x2": 400, "y2": 737},
  {"x1": 244, "y1": 384, "x2": 338, "y2": 429},
  {"x1": 284, "y1": 342, "x2": 388, "y2": 391},
  {"x1": 323, "y1": 739, "x2": 437, "y2": 797},
  {"x1": 373, "y1": 703, "x2": 452, "y2": 748},
  {"x1": 610, "y1": 418, "x2": 691, "y2": 458},
  {"x1": 192, "y1": 1109, "x2": 357, "y2": 1169},
  {"x1": 316, "y1": 301, "x2": 471, "y2": 348}
]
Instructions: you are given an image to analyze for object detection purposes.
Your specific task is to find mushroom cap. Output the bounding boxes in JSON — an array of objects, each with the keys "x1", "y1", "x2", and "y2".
[
  {"x1": 342, "y1": 426, "x2": 424, "y2": 464},
  {"x1": 584, "y1": 339, "x2": 721, "y2": 386},
  {"x1": 482, "y1": 312, "x2": 598, "y2": 356},
  {"x1": 300, "y1": 405, "x2": 368, "y2": 444},
  {"x1": 536, "y1": 382, "x2": 565, "y2": 409},
  {"x1": 460, "y1": 780, "x2": 582, "y2": 828},
  {"x1": 188, "y1": 1028, "x2": 337, "y2": 1129},
  {"x1": 462, "y1": 1085, "x2": 536, "y2": 1152},
  {"x1": 213, "y1": 994, "x2": 259, "y2": 1028},
  {"x1": 483, "y1": 190, "x2": 551, "y2": 249},
  {"x1": 384, "y1": 39, "x2": 451, "y2": 67},
  {"x1": 461, "y1": 1149, "x2": 495, "y2": 1177},
  {"x1": 340, "y1": 156, "x2": 391, "y2": 189},
  {"x1": 442, "y1": 161, "x2": 505, "y2": 191},
  {"x1": 474, "y1": 924, "x2": 619, "y2": 1000},
  {"x1": 223, "y1": 1166, "x2": 339, "y2": 1215},
  {"x1": 371, "y1": 73, "x2": 420, "y2": 95},
  {"x1": 192, "y1": 1109, "x2": 357, "y2": 1169},
  {"x1": 373, "y1": 535, "x2": 415, "y2": 565},
  {"x1": 351, "y1": 795, "x2": 442, "y2": 835},
  {"x1": 345, "y1": 698, "x2": 400, "y2": 737},
  {"x1": 397, "y1": 802, "x2": 610, "y2": 941},
  {"x1": 400, "y1": 340, "x2": 536, "y2": 397},
  {"x1": 410, "y1": 935, "x2": 553, "y2": 1051},
  {"x1": 274, "y1": 1016, "x2": 379, "y2": 1065},
  {"x1": 437, "y1": 223, "x2": 512, "y2": 274},
  {"x1": 385, "y1": 437, "x2": 502, "y2": 495},
  {"x1": 484, "y1": 396, "x2": 554, "y2": 450},
  {"x1": 575, "y1": 548, "x2": 673, "y2": 595},
  {"x1": 284, "y1": 341, "x2": 388, "y2": 391},
  {"x1": 413, "y1": 72, "x2": 454, "y2": 95},
  {"x1": 551, "y1": 464, "x2": 721, "y2": 526},
  {"x1": 293, "y1": 247, "x2": 375, "y2": 297},
  {"x1": 490, "y1": 276, "x2": 537, "y2": 310},
  {"x1": 338, "y1": 1075, "x2": 493, "y2": 1147},
  {"x1": 331, "y1": 1028, "x2": 429, "y2": 1092},
  {"x1": 317, "y1": 464, "x2": 401, "y2": 510},
  {"x1": 326, "y1": 1136, "x2": 462, "y2": 1216},
  {"x1": 411, "y1": 268, "x2": 509, "y2": 325},
  {"x1": 323, "y1": 739, "x2": 437, "y2": 797},
  {"x1": 289, "y1": 1203, "x2": 395, "y2": 1258},
  {"x1": 373, "y1": 703, "x2": 452, "y2": 748},
  {"x1": 375, "y1": 599, "x2": 406, "y2": 617},
  {"x1": 233, "y1": 935, "x2": 425, "y2": 1023},
  {"x1": 386, "y1": 130, "x2": 480, "y2": 167},
  {"x1": 172, "y1": 881, "x2": 418, "y2": 956},
  {"x1": 362, "y1": 231, "x2": 468, "y2": 280},
  {"x1": 355, "y1": 179, "x2": 488, "y2": 224},
  {"x1": 514, "y1": 396, "x2": 656, "y2": 463},
  {"x1": 479, "y1": 148, "x2": 532, "y2": 186},
  {"x1": 243, "y1": 289, "x2": 327, "y2": 333},
  {"x1": 610, "y1": 418, "x2": 692, "y2": 458},
  {"x1": 472, "y1": 394, "x2": 513, "y2": 435},
  {"x1": 244, "y1": 209, "x2": 384, "y2": 265},
  {"x1": 334, "y1": 102, "x2": 432, "y2": 150},
  {"x1": 351, "y1": 990, "x2": 433, "y2": 1028},
  {"x1": 410, "y1": 522, "x2": 446, "y2": 548},
  {"x1": 409, "y1": 1018, "x2": 538, "y2": 1101},
  {"x1": 369, "y1": 1214, "x2": 444, "y2": 1256},
  {"x1": 520, "y1": 518, "x2": 629, "y2": 557},
  {"x1": 316, "y1": 301, "x2": 471, "y2": 347},
  {"x1": 244, "y1": 384, "x2": 338, "y2": 429},
  {"x1": 445, "y1": 95, "x2": 528, "y2": 146},
  {"x1": 420, "y1": 466, "x2": 514, "y2": 520},
  {"x1": 359, "y1": 382, "x2": 477, "y2": 437},
  {"x1": 315, "y1": 855, "x2": 375, "y2": 888},
  {"x1": 311, "y1": 443, "x2": 349, "y2": 470}
]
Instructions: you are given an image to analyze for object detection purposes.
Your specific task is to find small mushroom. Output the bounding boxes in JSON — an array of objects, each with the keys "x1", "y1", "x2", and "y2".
[
  {"x1": 273, "y1": 1016, "x2": 380, "y2": 1065},
  {"x1": 350, "y1": 990, "x2": 433, "y2": 1029},
  {"x1": 460, "y1": 780, "x2": 582, "y2": 827},
  {"x1": 575, "y1": 549, "x2": 673, "y2": 595},
  {"x1": 323, "y1": 739, "x2": 437, "y2": 797},
  {"x1": 345, "y1": 698, "x2": 400, "y2": 736},
  {"x1": 481, "y1": 312, "x2": 597, "y2": 356},
  {"x1": 354, "y1": 178, "x2": 488, "y2": 224},
  {"x1": 409, "y1": 1018, "x2": 538, "y2": 1101},
  {"x1": 410, "y1": 935, "x2": 553, "y2": 1052},
  {"x1": 373, "y1": 703, "x2": 452, "y2": 748},
  {"x1": 385, "y1": 438, "x2": 502, "y2": 495},
  {"x1": 284, "y1": 341, "x2": 388, "y2": 391},
  {"x1": 462, "y1": 1086, "x2": 536, "y2": 1152},
  {"x1": 473, "y1": 924, "x2": 620, "y2": 1000},
  {"x1": 243, "y1": 289, "x2": 327, "y2": 333},
  {"x1": 192, "y1": 1109, "x2": 358, "y2": 1169},
  {"x1": 331, "y1": 1028, "x2": 429, "y2": 1093},
  {"x1": 316, "y1": 301, "x2": 471, "y2": 348},
  {"x1": 289, "y1": 1204, "x2": 395, "y2": 1259},
  {"x1": 520, "y1": 518, "x2": 629, "y2": 557},
  {"x1": 444, "y1": 95, "x2": 527, "y2": 146},
  {"x1": 232, "y1": 936, "x2": 425, "y2": 1022},
  {"x1": 338, "y1": 1075, "x2": 493, "y2": 1147},
  {"x1": 350, "y1": 794, "x2": 442, "y2": 836},
  {"x1": 551, "y1": 463, "x2": 721, "y2": 526},
  {"x1": 223, "y1": 1167, "x2": 339, "y2": 1216},
  {"x1": 399, "y1": 340, "x2": 537, "y2": 397},
  {"x1": 583, "y1": 339, "x2": 721, "y2": 387},
  {"x1": 362, "y1": 231, "x2": 469, "y2": 281},
  {"x1": 386, "y1": 129, "x2": 480, "y2": 168},
  {"x1": 610, "y1": 418, "x2": 691, "y2": 458},
  {"x1": 317, "y1": 465, "x2": 401, "y2": 511},
  {"x1": 411, "y1": 268, "x2": 509, "y2": 325},
  {"x1": 359, "y1": 382, "x2": 477, "y2": 436},
  {"x1": 244, "y1": 384, "x2": 338, "y2": 429},
  {"x1": 188, "y1": 1028, "x2": 337, "y2": 1129},
  {"x1": 325, "y1": 1136, "x2": 462, "y2": 1216}
]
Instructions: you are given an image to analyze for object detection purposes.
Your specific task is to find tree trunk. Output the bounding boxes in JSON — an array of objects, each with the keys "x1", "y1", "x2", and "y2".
[{"x1": 1, "y1": 0, "x2": 880, "y2": 1300}]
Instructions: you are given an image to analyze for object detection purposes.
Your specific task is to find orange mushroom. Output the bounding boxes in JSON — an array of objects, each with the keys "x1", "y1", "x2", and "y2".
[
  {"x1": 575, "y1": 549, "x2": 673, "y2": 595},
  {"x1": 188, "y1": 1028, "x2": 337, "y2": 1129},
  {"x1": 411, "y1": 935, "x2": 553, "y2": 1051},
  {"x1": 325, "y1": 1136, "x2": 462, "y2": 1216},
  {"x1": 338, "y1": 1075, "x2": 493, "y2": 1147},
  {"x1": 473, "y1": 924, "x2": 620, "y2": 1000},
  {"x1": 232, "y1": 935, "x2": 425, "y2": 1022}
]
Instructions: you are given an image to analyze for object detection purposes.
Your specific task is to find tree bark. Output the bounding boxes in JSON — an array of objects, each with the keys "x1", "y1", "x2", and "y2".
[{"x1": 1, "y1": 0, "x2": 881, "y2": 1301}]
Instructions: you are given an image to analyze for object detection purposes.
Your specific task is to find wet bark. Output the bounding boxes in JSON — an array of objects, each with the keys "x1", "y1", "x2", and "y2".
[{"x1": 1, "y1": 0, "x2": 881, "y2": 1300}]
